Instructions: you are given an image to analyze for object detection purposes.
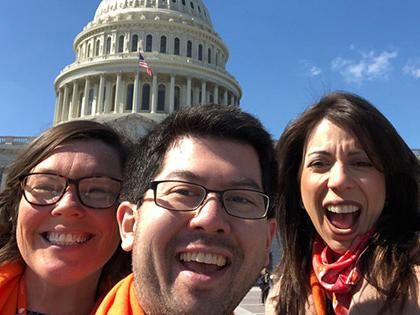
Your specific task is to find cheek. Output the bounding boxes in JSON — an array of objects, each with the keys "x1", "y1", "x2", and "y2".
[
  {"x1": 366, "y1": 178, "x2": 386, "y2": 223},
  {"x1": 101, "y1": 211, "x2": 121, "y2": 243},
  {"x1": 16, "y1": 200, "x2": 39, "y2": 256}
]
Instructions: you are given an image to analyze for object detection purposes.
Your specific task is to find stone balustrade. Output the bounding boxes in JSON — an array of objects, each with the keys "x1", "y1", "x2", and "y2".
[{"x1": 0, "y1": 136, "x2": 34, "y2": 146}]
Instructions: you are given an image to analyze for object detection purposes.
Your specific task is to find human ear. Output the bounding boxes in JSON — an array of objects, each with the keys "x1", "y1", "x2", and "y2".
[{"x1": 117, "y1": 201, "x2": 137, "y2": 252}]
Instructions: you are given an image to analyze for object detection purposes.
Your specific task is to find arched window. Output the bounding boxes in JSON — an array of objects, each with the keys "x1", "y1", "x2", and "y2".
[
  {"x1": 198, "y1": 44, "x2": 203, "y2": 61},
  {"x1": 190, "y1": 1, "x2": 194, "y2": 9},
  {"x1": 208, "y1": 48, "x2": 211, "y2": 64},
  {"x1": 160, "y1": 36, "x2": 167, "y2": 53},
  {"x1": 174, "y1": 38, "x2": 180, "y2": 55},
  {"x1": 157, "y1": 84, "x2": 166, "y2": 112},
  {"x1": 146, "y1": 35, "x2": 153, "y2": 52},
  {"x1": 215, "y1": 51, "x2": 218, "y2": 66},
  {"x1": 174, "y1": 86, "x2": 180, "y2": 111},
  {"x1": 187, "y1": 40, "x2": 192, "y2": 57},
  {"x1": 87, "y1": 43, "x2": 91, "y2": 58},
  {"x1": 95, "y1": 39, "x2": 100, "y2": 56},
  {"x1": 106, "y1": 37, "x2": 111, "y2": 54},
  {"x1": 141, "y1": 84, "x2": 150, "y2": 110},
  {"x1": 131, "y1": 35, "x2": 138, "y2": 52},
  {"x1": 118, "y1": 35, "x2": 124, "y2": 53},
  {"x1": 126, "y1": 84, "x2": 134, "y2": 111},
  {"x1": 182, "y1": 0, "x2": 185, "y2": 5}
]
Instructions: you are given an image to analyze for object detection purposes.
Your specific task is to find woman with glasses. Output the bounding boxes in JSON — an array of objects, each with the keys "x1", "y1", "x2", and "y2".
[
  {"x1": 266, "y1": 92, "x2": 419, "y2": 315},
  {"x1": 0, "y1": 120, "x2": 131, "y2": 314}
]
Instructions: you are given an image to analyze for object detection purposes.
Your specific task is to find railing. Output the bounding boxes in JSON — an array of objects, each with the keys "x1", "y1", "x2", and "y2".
[{"x1": 0, "y1": 136, "x2": 35, "y2": 146}]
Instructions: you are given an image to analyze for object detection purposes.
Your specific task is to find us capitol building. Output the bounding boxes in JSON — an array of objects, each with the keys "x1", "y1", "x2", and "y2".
[{"x1": 1, "y1": 0, "x2": 242, "y2": 185}]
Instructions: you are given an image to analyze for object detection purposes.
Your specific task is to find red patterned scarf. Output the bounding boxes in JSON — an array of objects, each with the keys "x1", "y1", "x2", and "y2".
[{"x1": 311, "y1": 231, "x2": 372, "y2": 315}]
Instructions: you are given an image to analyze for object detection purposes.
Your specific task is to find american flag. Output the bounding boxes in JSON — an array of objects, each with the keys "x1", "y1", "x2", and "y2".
[{"x1": 138, "y1": 53, "x2": 153, "y2": 76}]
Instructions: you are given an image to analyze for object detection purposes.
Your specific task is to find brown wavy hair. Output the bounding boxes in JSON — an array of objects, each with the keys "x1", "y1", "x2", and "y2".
[
  {"x1": 274, "y1": 92, "x2": 419, "y2": 314},
  {"x1": 0, "y1": 120, "x2": 132, "y2": 298}
]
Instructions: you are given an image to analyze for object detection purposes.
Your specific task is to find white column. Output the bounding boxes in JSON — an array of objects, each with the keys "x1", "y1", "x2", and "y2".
[
  {"x1": 151, "y1": 74, "x2": 158, "y2": 113},
  {"x1": 223, "y1": 89, "x2": 228, "y2": 106},
  {"x1": 61, "y1": 85, "x2": 70, "y2": 121},
  {"x1": 133, "y1": 73, "x2": 140, "y2": 113},
  {"x1": 156, "y1": 0, "x2": 159, "y2": 8},
  {"x1": 169, "y1": 75, "x2": 175, "y2": 113},
  {"x1": 201, "y1": 81, "x2": 206, "y2": 105},
  {"x1": 97, "y1": 75, "x2": 105, "y2": 114},
  {"x1": 81, "y1": 78, "x2": 90, "y2": 117},
  {"x1": 186, "y1": 77, "x2": 192, "y2": 106},
  {"x1": 104, "y1": 81, "x2": 112, "y2": 113},
  {"x1": 213, "y1": 85, "x2": 219, "y2": 104},
  {"x1": 91, "y1": 83, "x2": 98, "y2": 115},
  {"x1": 114, "y1": 73, "x2": 122, "y2": 113},
  {"x1": 70, "y1": 81, "x2": 79, "y2": 119},
  {"x1": 54, "y1": 89, "x2": 63, "y2": 124}
]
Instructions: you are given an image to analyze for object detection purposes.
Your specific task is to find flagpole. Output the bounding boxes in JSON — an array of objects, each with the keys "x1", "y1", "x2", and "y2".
[{"x1": 136, "y1": 40, "x2": 143, "y2": 112}]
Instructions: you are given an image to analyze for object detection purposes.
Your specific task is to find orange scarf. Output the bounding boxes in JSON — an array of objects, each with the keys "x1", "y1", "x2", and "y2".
[
  {"x1": 95, "y1": 273, "x2": 145, "y2": 315},
  {"x1": 0, "y1": 260, "x2": 26, "y2": 314},
  {"x1": 311, "y1": 231, "x2": 372, "y2": 315}
]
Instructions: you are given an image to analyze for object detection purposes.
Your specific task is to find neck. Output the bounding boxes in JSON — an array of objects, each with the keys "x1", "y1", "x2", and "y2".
[{"x1": 23, "y1": 267, "x2": 101, "y2": 315}]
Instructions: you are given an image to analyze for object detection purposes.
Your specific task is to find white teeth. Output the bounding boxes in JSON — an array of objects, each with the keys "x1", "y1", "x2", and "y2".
[
  {"x1": 326, "y1": 205, "x2": 359, "y2": 214},
  {"x1": 46, "y1": 232, "x2": 90, "y2": 246},
  {"x1": 180, "y1": 252, "x2": 227, "y2": 267}
]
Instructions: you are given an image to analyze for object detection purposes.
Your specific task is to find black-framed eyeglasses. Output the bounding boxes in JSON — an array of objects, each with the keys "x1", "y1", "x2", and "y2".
[
  {"x1": 148, "y1": 180, "x2": 270, "y2": 219},
  {"x1": 19, "y1": 173, "x2": 122, "y2": 209}
]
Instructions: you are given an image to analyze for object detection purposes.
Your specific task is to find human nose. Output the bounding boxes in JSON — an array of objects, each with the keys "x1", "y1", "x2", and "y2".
[
  {"x1": 188, "y1": 193, "x2": 231, "y2": 234},
  {"x1": 327, "y1": 162, "x2": 354, "y2": 191},
  {"x1": 50, "y1": 185, "x2": 85, "y2": 217}
]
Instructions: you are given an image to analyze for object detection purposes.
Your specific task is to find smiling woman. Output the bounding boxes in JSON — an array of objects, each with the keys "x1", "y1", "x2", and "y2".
[
  {"x1": 266, "y1": 92, "x2": 420, "y2": 315},
  {"x1": 0, "y1": 120, "x2": 132, "y2": 315}
]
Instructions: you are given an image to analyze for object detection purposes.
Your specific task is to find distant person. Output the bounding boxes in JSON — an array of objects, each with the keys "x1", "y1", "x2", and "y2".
[
  {"x1": 96, "y1": 104, "x2": 278, "y2": 315},
  {"x1": 266, "y1": 92, "x2": 419, "y2": 314},
  {"x1": 0, "y1": 121, "x2": 131, "y2": 314}
]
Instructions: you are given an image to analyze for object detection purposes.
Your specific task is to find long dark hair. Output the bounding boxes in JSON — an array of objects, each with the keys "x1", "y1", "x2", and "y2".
[
  {"x1": 0, "y1": 120, "x2": 132, "y2": 298},
  {"x1": 274, "y1": 92, "x2": 420, "y2": 314}
]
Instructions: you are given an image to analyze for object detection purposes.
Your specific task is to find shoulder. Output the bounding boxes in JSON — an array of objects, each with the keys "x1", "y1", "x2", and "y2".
[
  {"x1": 0, "y1": 260, "x2": 24, "y2": 283},
  {"x1": 265, "y1": 277, "x2": 280, "y2": 315},
  {"x1": 349, "y1": 275, "x2": 419, "y2": 315}
]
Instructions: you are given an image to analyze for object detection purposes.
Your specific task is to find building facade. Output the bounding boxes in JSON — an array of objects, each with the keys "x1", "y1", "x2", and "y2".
[
  {"x1": 54, "y1": 0, "x2": 242, "y2": 129},
  {"x1": 1, "y1": 0, "x2": 243, "y2": 182}
]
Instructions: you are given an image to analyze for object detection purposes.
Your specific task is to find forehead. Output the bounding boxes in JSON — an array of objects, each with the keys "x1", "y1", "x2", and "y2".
[
  {"x1": 33, "y1": 139, "x2": 122, "y2": 176},
  {"x1": 156, "y1": 136, "x2": 262, "y2": 188},
  {"x1": 305, "y1": 119, "x2": 361, "y2": 150}
]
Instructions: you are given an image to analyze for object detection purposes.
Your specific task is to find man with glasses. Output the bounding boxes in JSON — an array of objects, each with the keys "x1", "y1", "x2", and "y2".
[{"x1": 96, "y1": 104, "x2": 278, "y2": 315}]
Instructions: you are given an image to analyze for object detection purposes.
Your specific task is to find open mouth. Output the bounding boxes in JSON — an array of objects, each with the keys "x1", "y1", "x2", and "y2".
[
  {"x1": 325, "y1": 204, "x2": 360, "y2": 230},
  {"x1": 178, "y1": 251, "x2": 229, "y2": 274},
  {"x1": 42, "y1": 232, "x2": 93, "y2": 246}
]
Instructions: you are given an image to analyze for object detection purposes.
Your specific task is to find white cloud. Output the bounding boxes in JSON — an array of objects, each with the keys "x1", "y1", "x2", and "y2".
[
  {"x1": 310, "y1": 66, "x2": 321, "y2": 77},
  {"x1": 331, "y1": 49, "x2": 398, "y2": 84},
  {"x1": 300, "y1": 60, "x2": 322, "y2": 77},
  {"x1": 403, "y1": 60, "x2": 420, "y2": 79}
]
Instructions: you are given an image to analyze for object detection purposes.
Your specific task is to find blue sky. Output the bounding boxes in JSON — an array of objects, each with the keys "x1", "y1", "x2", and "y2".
[{"x1": 1, "y1": 0, "x2": 419, "y2": 148}]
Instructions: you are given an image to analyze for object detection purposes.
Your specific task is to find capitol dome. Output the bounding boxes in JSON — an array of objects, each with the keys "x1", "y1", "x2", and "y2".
[{"x1": 54, "y1": 0, "x2": 241, "y2": 134}]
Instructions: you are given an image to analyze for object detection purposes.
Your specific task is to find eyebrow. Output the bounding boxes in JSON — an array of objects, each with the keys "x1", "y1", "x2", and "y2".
[
  {"x1": 164, "y1": 170, "x2": 263, "y2": 190},
  {"x1": 306, "y1": 149, "x2": 368, "y2": 158}
]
